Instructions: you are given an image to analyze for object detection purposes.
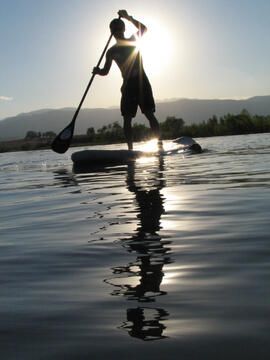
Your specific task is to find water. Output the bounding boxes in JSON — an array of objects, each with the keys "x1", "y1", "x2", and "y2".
[{"x1": 0, "y1": 134, "x2": 270, "y2": 359}]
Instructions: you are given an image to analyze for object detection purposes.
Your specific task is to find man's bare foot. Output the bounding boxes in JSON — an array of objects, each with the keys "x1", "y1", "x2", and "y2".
[{"x1": 158, "y1": 139, "x2": 164, "y2": 152}]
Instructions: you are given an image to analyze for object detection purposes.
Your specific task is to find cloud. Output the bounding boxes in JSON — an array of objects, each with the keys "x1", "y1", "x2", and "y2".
[{"x1": 0, "y1": 96, "x2": 13, "y2": 101}]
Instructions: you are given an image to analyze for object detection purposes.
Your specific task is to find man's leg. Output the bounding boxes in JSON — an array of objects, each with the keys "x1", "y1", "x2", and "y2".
[
  {"x1": 123, "y1": 116, "x2": 133, "y2": 150},
  {"x1": 144, "y1": 111, "x2": 163, "y2": 151},
  {"x1": 144, "y1": 111, "x2": 161, "y2": 139}
]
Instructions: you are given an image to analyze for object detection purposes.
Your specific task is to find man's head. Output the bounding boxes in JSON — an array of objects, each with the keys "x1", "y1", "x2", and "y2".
[{"x1": 110, "y1": 18, "x2": 125, "y2": 38}]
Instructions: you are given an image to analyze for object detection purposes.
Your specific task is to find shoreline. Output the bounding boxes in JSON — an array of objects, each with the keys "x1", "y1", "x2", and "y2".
[
  {"x1": 0, "y1": 137, "x2": 126, "y2": 154},
  {"x1": 0, "y1": 131, "x2": 269, "y2": 154}
]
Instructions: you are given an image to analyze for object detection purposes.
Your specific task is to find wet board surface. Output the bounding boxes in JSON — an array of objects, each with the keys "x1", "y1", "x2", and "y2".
[
  {"x1": 71, "y1": 149, "x2": 146, "y2": 165},
  {"x1": 71, "y1": 137, "x2": 202, "y2": 166}
]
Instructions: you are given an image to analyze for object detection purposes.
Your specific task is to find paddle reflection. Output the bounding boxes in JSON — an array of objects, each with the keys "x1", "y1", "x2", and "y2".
[{"x1": 105, "y1": 157, "x2": 172, "y2": 340}]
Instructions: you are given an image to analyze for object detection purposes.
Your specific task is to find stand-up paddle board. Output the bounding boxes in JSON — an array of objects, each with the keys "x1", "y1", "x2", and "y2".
[
  {"x1": 72, "y1": 149, "x2": 145, "y2": 165},
  {"x1": 173, "y1": 136, "x2": 202, "y2": 153},
  {"x1": 71, "y1": 136, "x2": 202, "y2": 167}
]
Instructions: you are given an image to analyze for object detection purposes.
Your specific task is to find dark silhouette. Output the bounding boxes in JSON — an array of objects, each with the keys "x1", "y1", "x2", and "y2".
[
  {"x1": 122, "y1": 307, "x2": 169, "y2": 341},
  {"x1": 93, "y1": 10, "x2": 162, "y2": 150},
  {"x1": 70, "y1": 155, "x2": 174, "y2": 341},
  {"x1": 104, "y1": 157, "x2": 171, "y2": 340}
]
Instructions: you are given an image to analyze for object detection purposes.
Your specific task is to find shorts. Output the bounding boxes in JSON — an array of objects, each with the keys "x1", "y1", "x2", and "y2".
[{"x1": 120, "y1": 73, "x2": 156, "y2": 118}]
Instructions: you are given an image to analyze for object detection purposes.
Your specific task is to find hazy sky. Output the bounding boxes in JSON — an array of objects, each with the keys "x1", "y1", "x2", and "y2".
[{"x1": 1, "y1": 0, "x2": 270, "y2": 120}]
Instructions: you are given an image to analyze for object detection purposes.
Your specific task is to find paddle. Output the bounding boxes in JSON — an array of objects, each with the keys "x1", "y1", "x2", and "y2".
[{"x1": 51, "y1": 23, "x2": 116, "y2": 154}]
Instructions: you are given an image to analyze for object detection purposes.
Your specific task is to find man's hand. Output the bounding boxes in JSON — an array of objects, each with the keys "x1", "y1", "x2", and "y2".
[
  {"x1": 117, "y1": 10, "x2": 147, "y2": 35},
  {"x1": 118, "y1": 10, "x2": 131, "y2": 20},
  {"x1": 92, "y1": 67, "x2": 101, "y2": 75}
]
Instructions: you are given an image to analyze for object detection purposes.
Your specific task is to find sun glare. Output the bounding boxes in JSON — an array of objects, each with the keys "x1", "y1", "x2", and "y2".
[
  {"x1": 138, "y1": 19, "x2": 173, "y2": 75},
  {"x1": 140, "y1": 138, "x2": 160, "y2": 152},
  {"x1": 126, "y1": 18, "x2": 173, "y2": 75}
]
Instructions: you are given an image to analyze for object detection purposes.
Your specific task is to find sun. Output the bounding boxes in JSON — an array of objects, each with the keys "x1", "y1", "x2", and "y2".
[
  {"x1": 137, "y1": 19, "x2": 173, "y2": 75},
  {"x1": 126, "y1": 18, "x2": 173, "y2": 75}
]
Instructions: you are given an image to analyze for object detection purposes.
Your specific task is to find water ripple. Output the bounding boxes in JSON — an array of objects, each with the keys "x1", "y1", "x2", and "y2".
[{"x1": 1, "y1": 133, "x2": 270, "y2": 358}]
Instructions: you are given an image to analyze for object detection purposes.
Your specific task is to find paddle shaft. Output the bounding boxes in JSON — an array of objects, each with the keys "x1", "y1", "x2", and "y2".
[
  {"x1": 70, "y1": 32, "x2": 114, "y2": 126},
  {"x1": 51, "y1": 15, "x2": 119, "y2": 153}
]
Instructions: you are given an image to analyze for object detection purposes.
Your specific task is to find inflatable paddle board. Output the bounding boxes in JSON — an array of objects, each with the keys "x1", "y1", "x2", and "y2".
[
  {"x1": 71, "y1": 149, "x2": 147, "y2": 165},
  {"x1": 71, "y1": 137, "x2": 202, "y2": 167},
  {"x1": 173, "y1": 136, "x2": 202, "y2": 153}
]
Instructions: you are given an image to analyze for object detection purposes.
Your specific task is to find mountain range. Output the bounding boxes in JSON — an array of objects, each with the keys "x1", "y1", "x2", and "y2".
[{"x1": 1, "y1": 96, "x2": 270, "y2": 140}]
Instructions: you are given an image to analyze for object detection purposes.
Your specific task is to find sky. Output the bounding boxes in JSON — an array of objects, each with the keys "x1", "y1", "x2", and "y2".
[{"x1": 1, "y1": 0, "x2": 270, "y2": 120}]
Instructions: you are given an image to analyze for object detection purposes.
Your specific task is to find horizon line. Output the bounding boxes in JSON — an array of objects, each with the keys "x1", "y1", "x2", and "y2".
[{"x1": 1, "y1": 94, "x2": 270, "y2": 121}]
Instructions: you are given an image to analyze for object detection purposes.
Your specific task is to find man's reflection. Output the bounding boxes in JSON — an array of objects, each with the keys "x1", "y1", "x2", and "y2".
[
  {"x1": 121, "y1": 307, "x2": 169, "y2": 341},
  {"x1": 105, "y1": 157, "x2": 172, "y2": 340}
]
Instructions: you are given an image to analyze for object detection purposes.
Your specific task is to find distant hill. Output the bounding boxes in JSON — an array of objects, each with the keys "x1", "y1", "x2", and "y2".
[{"x1": 1, "y1": 96, "x2": 270, "y2": 140}]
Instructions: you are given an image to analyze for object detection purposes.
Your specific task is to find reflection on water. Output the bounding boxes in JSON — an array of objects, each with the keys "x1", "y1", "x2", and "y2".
[
  {"x1": 121, "y1": 307, "x2": 169, "y2": 341},
  {"x1": 1, "y1": 134, "x2": 270, "y2": 359},
  {"x1": 104, "y1": 157, "x2": 172, "y2": 340},
  {"x1": 57, "y1": 155, "x2": 173, "y2": 341}
]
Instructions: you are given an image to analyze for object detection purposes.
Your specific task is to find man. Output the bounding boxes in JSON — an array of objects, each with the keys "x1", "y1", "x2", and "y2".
[{"x1": 93, "y1": 10, "x2": 162, "y2": 150}]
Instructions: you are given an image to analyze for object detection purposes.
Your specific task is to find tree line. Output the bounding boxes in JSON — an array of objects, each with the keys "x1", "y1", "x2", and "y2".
[
  {"x1": 77, "y1": 109, "x2": 270, "y2": 144},
  {"x1": 25, "y1": 131, "x2": 56, "y2": 140},
  {"x1": 181, "y1": 109, "x2": 270, "y2": 138},
  {"x1": 24, "y1": 109, "x2": 270, "y2": 146}
]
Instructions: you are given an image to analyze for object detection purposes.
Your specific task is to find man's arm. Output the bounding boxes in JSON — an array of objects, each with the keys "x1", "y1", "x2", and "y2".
[
  {"x1": 92, "y1": 50, "x2": 113, "y2": 76},
  {"x1": 118, "y1": 9, "x2": 147, "y2": 37}
]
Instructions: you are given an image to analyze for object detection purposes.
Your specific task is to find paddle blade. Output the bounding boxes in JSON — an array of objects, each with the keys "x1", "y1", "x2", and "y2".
[{"x1": 51, "y1": 121, "x2": 75, "y2": 154}]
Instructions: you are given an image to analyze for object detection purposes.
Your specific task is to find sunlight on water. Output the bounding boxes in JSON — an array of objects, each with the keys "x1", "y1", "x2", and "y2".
[{"x1": 138, "y1": 138, "x2": 159, "y2": 152}]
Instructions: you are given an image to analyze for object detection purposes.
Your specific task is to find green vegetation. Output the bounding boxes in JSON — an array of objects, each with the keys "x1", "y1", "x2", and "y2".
[
  {"x1": 79, "y1": 110, "x2": 270, "y2": 143},
  {"x1": 0, "y1": 110, "x2": 269, "y2": 153},
  {"x1": 0, "y1": 131, "x2": 57, "y2": 153},
  {"x1": 181, "y1": 110, "x2": 270, "y2": 138},
  {"x1": 25, "y1": 131, "x2": 56, "y2": 140}
]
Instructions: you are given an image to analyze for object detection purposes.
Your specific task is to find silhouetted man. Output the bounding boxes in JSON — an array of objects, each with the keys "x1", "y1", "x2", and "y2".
[{"x1": 93, "y1": 10, "x2": 162, "y2": 150}]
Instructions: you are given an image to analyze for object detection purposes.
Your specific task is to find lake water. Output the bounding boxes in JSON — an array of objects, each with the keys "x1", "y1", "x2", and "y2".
[{"x1": 1, "y1": 133, "x2": 270, "y2": 359}]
